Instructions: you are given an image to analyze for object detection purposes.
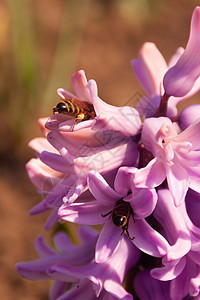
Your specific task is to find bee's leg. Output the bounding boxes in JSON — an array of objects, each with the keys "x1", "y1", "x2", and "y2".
[
  {"x1": 123, "y1": 225, "x2": 135, "y2": 240},
  {"x1": 125, "y1": 228, "x2": 135, "y2": 240},
  {"x1": 132, "y1": 211, "x2": 136, "y2": 223},
  {"x1": 71, "y1": 118, "x2": 78, "y2": 132},
  {"x1": 101, "y1": 211, "x2": 112, "y2": 218},
  {"x1": 53, "y1": 106, "x2": 57, "y2": 114},
  {"x1": 82, "y1": 113, "x2": 92, "y2": 121},
  {"x1": 72, "y1": 114, "x2": 85, "y2": 131}
]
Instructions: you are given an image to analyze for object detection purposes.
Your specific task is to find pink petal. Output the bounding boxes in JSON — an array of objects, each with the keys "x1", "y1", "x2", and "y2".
[
  {"x1": 44, "y1": 208, "x2": 60, "y2": 230},
  {"x1": 104, "y1": 280, "x2": 133, "y2": 300},
  {"x1": 52, "y1": 232, "x2": 75, "y2": 253},
  {"x1": 40, "y1": 151, "x2": 75, "y2": 175},
  {"x1": 48, "y1": 264, "x2": 81, "y2": 282},
  {"x1": 128, "y1": 188, "x2": 157, "y2": 219},
  {"x1": 187, "y1": 166, "x2": 200, "y2": 193},
  {"x1": 170, "y1": 257, "x2": 197, "y2": 299},
  {"x1": 163, "y1": 7, "x2": 200, "y2": 97},
  {"x1": 55, "y1": 280, "x2": 95, "y2": 300},
  {"x1": 74, "y1": 139, "x2": 138, "y2": 176},
  {"x1": 44, "y1": 176, "x2": 79, "y2": 207},
  {"x1": 166, "y1": 163, "x2": 189, "y2": 206},
  {"x1": 38, "y1": 117, "x2": 50, "y2": 136},
  {"x1": 179, "y1": 104, "x2": 200, "y2": 130},
  {"x1": 57, "y1": 88, "x2": 75, "y2": 100},
  {"x1": 34, "y1": 235, "x2": 57, "y2": 258},
  {"x1": 134, "y1": 270, "x2": 170, "y2": 300},
  {"x1": 179, "y1": 151, "x2": 200, "y2": 167},
  {"x1": 65, "y1": 178, "x2": 87, "y2": 204},
  {"x1": 49, "y1": 280, "x2": 69, "y2": 300},
  {"x1": 88, "y1": 80, "x2": 142, "y2": 136},
  {"x1": 129, "y1": 218, "x2": 169, "y2": 257},
  {"x1": 154, "y1": 189, "x2": 191, "y2": 257},
  {"x1": 95, "y1": 220, "x2": 122, "y2": 263},
  {"x1": 58, "y1": 201, "x2": 110, "y2": 225},
  {"x1": 45, "y1": 114, "x2": 74, "y2": 132},
  {"x1": 16, "y1": 261, "x2": 51, "y2": 280},
  {"x1": 131, "y1": 42, "x2": 167, "y2": 96},
  {"x1": 136, "y1": 95, "x2": 160, "y2": 118},
  {"x1": 190, "y1": 270, "x2": 200, "y2": 297},
  {"x1": 28, "y1": 137, "x2": 56, "y2": 154},
  {"x1": 114, "y1": 166, "x2": 137, "y2": 196},
  {"x1": 163, "y1": 232, "x2": 191, "y2": 262},
  {"x1": 71, "y1": 70, "x2": 92, "y2": 102},
  {"x1": 26, "y1": 158, "x2": 62, "y2": 192},
  {"x1": 168, "y1": 77, "x2": 200, "y2": 117},
  {"x1": 151, "y1": 257, "x2": 186, "y2": 281},
  {"x1": 29, "y1": 200, "x2": 50, "y2": 216},
  {"x1": 134, "y1": 157, "x2": 166, "y2": 188},
  {"x1": 88, "y1": 171, "x2": 119, "y2": 206},
  {"x1": 175, "y1": 118, "x2": 200, "y2": 150},
  {"x1": 57, "y1": 128, "x2": 103, "y2": 147},
  {"x1": 167, "y1": 47, "x2": 185, "y2": 68},
  {"x1": 141, "y1": 116, "x2": 172, "y2": 154}
]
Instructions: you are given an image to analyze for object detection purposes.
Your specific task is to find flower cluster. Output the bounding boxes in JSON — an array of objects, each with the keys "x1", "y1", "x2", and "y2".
[{"x1": 17, "y1": 6, "x2": 200, "y2": 300}]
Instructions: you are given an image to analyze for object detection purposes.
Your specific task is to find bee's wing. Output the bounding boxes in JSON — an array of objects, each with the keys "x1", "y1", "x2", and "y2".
[{"x1": 71, "y1": 97, "x2": 94, "y2": 112}]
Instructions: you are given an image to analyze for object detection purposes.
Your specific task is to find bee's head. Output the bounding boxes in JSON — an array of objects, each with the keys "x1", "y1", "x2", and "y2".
[{"x1": 53, "y1": 101, "x2": 67, "y2": 114}]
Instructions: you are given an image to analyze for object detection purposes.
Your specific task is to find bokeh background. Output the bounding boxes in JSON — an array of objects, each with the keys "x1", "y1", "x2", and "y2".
[{"x1": 0, "y1": 0, "x2": 199, "y2": 299}]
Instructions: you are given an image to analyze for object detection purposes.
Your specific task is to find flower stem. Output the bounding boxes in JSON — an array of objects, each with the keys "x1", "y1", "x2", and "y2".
[
  {"x1": 138, "y1": 143, "x2": 154, "y2": 168},
  {"x1": 156, "y1": 92, "x2": 170, "y2": 117}
]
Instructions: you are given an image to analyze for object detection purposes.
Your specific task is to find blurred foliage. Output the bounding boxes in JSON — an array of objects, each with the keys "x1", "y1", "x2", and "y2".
[
  {"x1": 97, "y1": 0, "x2": 162, "y2": 21},
  {"x1": 1, "y1": 0, "x2": 90, "y2": 148}
]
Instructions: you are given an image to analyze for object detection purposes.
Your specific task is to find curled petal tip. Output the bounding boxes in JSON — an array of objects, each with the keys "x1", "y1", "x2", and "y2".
[
  {"x1": 72, "y1": 69, "x2": 85, "y2": 79},
  {"x1": 163, "y1": 6, "x2": 200, "y2": 97}
]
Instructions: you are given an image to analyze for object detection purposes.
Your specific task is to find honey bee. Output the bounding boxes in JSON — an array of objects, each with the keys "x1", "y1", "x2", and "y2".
[
  {"x1": 102, "y1": 199, "x2": 135, "y2": 240},
  {"x1": 53, "y1": 98, "x2": 96, "y2": 131}
]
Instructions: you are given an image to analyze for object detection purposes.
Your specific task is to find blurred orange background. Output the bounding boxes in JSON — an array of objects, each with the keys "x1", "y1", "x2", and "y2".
[{"x1": 0, "y1": 0, "x2": 199, "y2": 299}]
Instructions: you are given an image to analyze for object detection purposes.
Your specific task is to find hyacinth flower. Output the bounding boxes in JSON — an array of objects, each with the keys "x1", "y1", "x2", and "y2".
[
  {"x1": 25, "y1": 118, "x2": 89, "y2": 228},
  {"x1": 151, "y1": 189, "x2": 200, "y2": 300},
  {"x1": 133, "y1": 116, "x2": 200, "y2": 206},
  {"x1": 48, "y1": 235, "x2": 140, "y2": 300},
  {"x1": 131, "y1": 6, "x2": 200, "y2": 119},
  {"x1": 59, "y1": 168, "x2": 169, "y2": 263},
  {"x1": 26, "y1": 71, "x2": 141, "y2": 227},
  {"x1": 47, "y1": 69, "x2": 141, "y2": 135},
  {"x1": 16, "y1": 226, "x2": 98, "y2": 300},
  {"x1": 17, "y1": 5, "x2": 200, "y2": 300},
  {"x1": 42, "y1": 69, "x2": 141, "y2": 186},
  {"x1": 16, "y1": 226, "x2": 140, "y2": 300}
]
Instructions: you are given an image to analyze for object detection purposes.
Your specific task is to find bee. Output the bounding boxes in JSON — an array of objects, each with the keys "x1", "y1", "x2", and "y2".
[
  {"x1": 53, "y1": 98, "x2": 96, "y2": 131},
  {"x1": 102, "y1": 199, "x2": 135, "y2": 240}
]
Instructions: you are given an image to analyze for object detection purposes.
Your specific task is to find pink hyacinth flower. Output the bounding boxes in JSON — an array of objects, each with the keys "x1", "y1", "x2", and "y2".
[
  {"x1": 151, "y1": 189, "x2": 200, "y2": 299},
  {"x1": 16, "y1": 227, "x2": 98, "y2": 300},
  {"x1": 134, "y1": 116, "x2": 200, "y2": 206},
  {"x1": 59, "y1": 168, "x2": 168, "y2": 263},
  {"x1": 48, "y1": 235, "x2": 140, "y2": 300},
  {"x1": 38, "y1": 70, "x2": 140, "y2": 207},
  {"x1": 26, "y1": 70, "x2": 140, "y2": 227},
  {"x1": 46, "y1": 70, "x2": 142, "y2": 136}
]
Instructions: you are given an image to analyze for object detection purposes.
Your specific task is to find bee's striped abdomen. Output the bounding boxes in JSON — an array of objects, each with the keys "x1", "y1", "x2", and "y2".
[{"x1": 64, "y1": 100, "x2": 81, "y2": 115}]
